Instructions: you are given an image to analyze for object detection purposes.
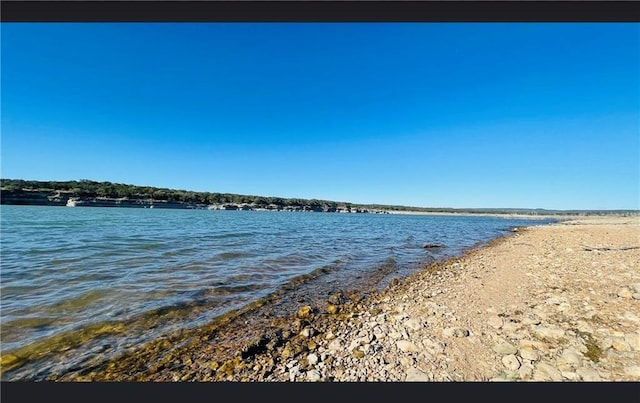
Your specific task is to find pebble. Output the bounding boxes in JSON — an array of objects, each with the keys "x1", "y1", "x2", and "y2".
[
  {"x1": 502, "y1": 354, "x2": 521, "y2": 371},
  {"x1": 487, "y1": 316, "x2": 504, "y2": 329},
  {"x1": 617, "y1": 288, "x2": 633, "y2": 299},
  {"x1": 576, "y1": 367, "x2": 602, "y2": 381},
  {"x1": 307, "y1": 353, "x2": 318, "y2": 365},
  {"x1": 559, "y1": 349, "x2": 583, "y2": 368},
  {"x1": 306, "y1": 370, "x2": 321, "y2": 382},
  {"x1": 405, "y1": 368, "x2": 430, "y2": 381},
  {"x1": 533, "y1": 362, "x2": 563, "y2": 381},
  {"x1": 493, "y1": 342, "x2": 518, "y2": 355},
  {"x1": 623, "y1": 366, "x2": 640, "y2": 377},
  {"x1": 396, "y1": 340, "x2": 420, "y2": 353},
  {"x1": 532, "y1": 325, "x2": 566, "y2": 340},
  {"x1": 518, "y1": 347, "x2": 540, "y2": 362}
]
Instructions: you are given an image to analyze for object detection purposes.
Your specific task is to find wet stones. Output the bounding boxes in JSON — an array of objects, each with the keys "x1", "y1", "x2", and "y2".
[
  {"x1": 326, "y1": 304, "x2": 340, "y2": 315},
  {"x1": 296, "y1": 306, "x2": 313, "y2": 319},
  {"x1": 327, "y1": 292, "x2": 347, "y2": 306}
]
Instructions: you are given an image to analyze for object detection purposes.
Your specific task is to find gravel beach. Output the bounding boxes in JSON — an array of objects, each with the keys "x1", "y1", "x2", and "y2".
[{"x1": 49, "y1": 215, "x2": 639, "y2": 382}]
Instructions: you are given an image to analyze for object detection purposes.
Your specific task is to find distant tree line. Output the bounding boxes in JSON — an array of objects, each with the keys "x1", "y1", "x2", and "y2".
[
  {"x1": 1, "y1": 179, "x2": 637, "y2": 216},
  {"x1": 0, "y1": 179, "x2": 346, "y2": 209}
]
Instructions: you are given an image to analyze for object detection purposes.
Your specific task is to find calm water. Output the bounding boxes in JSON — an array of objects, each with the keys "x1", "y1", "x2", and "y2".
[{"x1": 0, "y1": 205, "x2": 555, "y2": 378}]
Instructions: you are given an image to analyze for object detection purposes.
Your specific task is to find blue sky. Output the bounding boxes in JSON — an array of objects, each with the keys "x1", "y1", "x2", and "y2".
[{"x1": 1, "y1": 23, "x2": 638, "y2": 210}]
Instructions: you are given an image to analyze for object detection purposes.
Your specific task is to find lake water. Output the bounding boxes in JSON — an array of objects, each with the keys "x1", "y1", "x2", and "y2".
[{"x1": 0, "y1": 205, "x2": 556, "y2": 379}]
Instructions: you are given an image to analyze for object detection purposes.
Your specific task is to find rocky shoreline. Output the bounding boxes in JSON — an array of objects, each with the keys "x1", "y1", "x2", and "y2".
[{"x1": 44, "y1": 216, "x2": 640, "y2": 382}]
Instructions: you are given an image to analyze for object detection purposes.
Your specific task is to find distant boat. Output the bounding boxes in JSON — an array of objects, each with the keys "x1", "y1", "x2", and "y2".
[{"x1": 66, "y1": 198, "x2": 78, "y2": 207}]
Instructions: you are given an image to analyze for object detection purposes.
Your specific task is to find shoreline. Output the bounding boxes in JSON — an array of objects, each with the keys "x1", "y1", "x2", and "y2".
[{"x1": 4, "y1": 215, "x2": 638, "y2": 381}]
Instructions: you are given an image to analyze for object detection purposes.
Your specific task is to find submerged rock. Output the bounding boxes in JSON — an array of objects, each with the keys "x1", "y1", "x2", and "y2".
[{"x1": 423, "y1": 243, "x2": 445, "y2": 249}]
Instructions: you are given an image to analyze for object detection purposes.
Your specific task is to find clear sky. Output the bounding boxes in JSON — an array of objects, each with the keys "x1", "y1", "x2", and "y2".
[{"x1": 1, "y1": 23, "x2": 638, "y2": 210}]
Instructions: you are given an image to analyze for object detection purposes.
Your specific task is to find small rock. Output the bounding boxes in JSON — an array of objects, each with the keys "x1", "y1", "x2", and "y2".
[
  {"x1": 442, "y1": 327, "x2": 469, "y2": 338},
  {"x1": 297, "y1": 306, "x2": 313, "y2": 319},
  {"x1": 601, "y1": 337, "x2": 614, "y2": 350},
  {"x1": 533, "y1": 362, "x2": 563, "y2": 381},
  {"x1": 502, "y1": 322, "x2": 522, "y2": 334},
  {"x1": 289, "y1": 366, "x2": 300, "y2": 382},
  {"x1": 622, "y1": 311, "x2": 640, "y2": 323},
  {"x1": 561, "y1": 371, "x2": 581, "y2": 381},
  {"x1": 328, "y1": 339, "x2": 343, "y2": 351},
  {"x1": 487, "y1": 316, "x2": 504, "y2": 329},
  {"x1": 502, "y1": 354, "x2": 521, "y2": 371},
  {"x1": 518, "y1": 363, "x2": 534, "y2": 379},
  {"x1": 404, "y1": 319, "x2": 423, "y2": 331},
  {"x1": 307, "y1": 353, "x2": 318, "y2": 365},
  {"x1": 575, "y1": 321, "x2": 594, "y2": 334},
  {"x1": 281, "y1": 345, "x2": 294, "y2": 360},
  {"x1": 519, "y1": 347, "x2": 540, "y2": 362},
  {"x1": 560, "y1": 349, "x2": 583, "y2": 368},
  {"x1": 306, "y1": 370, "x2": 321, "y2": 382},
  {"x1": 300, "y1": 327, "x2": 314, "y2": 338},
  {"x1": 352, "y1": 348, "x2": 365, "y2": 359},
  {"x1": 576, "y1": 367, "x2": 601, "y2": 381},
  {"x1": 399, "y1": 357, "x2": 413, "y2": 367},
  {"x1": 617, "y1": 288, "x2": 633, "y2": 299},
  {"x1": 545, "y1": 296, "x2": 565, "y2": 305},
  {"x1": 328, "y1": 293, "x2": 346, "y2": 305},
  {"x1": 532, "y1": 325, "x2": 566, "y2": 340},
  {"x1": 623, "y1": 366, "x2": 640, "y2": 377},
  {"x1": 612, "y1": 338, "x2": 631, "y2": 352},
  {"x1": 624, "y1": 333, "x2": 640, "y2": 351},
  {"x1": 405, "y1": 368, "x2": 430, "y2": 381},
  {"x1": 493, "y1": 342, "x2": 518, "y2": 356},
  {"x1": 521, "y1": 316, "x2": 541, "y2": 326},
  {"x1": 396, "y1": 340, "x2": 420, "y2": 353}
]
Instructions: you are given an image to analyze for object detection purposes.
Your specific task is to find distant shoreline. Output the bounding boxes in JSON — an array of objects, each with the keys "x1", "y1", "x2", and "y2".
[
  {"x1": 1, "y1": 179, "x2": 637, "y2": 217},
  {"x1": 385, "y1": 210, "x2": 568, "y2": 219},
  {"x1": 2, "y1": 201, "x2": 636, "y2": 219}
]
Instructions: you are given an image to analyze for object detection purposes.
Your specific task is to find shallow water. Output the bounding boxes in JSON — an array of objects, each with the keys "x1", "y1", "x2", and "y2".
[{"x1": 0, "y1": 205, "x2": 555, "y2": 379}]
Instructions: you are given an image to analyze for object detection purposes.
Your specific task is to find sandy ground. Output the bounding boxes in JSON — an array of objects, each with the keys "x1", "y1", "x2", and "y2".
[{"x1": 42, "y1": 215, "x2": 640, "y2": 381}]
